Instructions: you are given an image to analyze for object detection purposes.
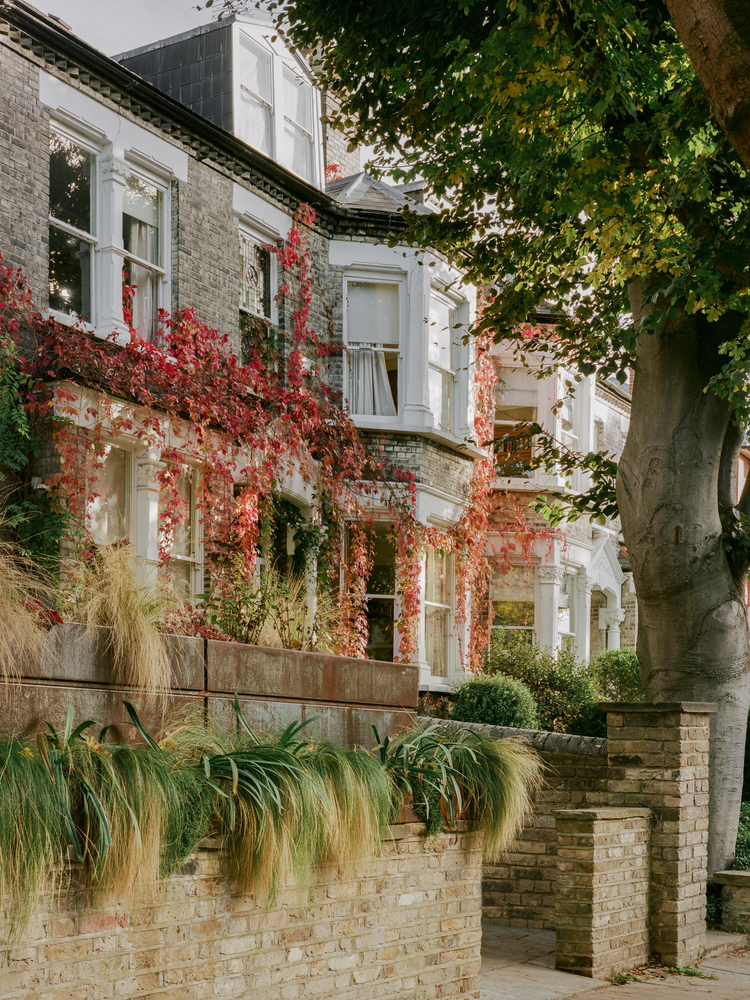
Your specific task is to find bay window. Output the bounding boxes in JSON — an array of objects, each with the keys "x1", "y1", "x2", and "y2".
[
  {"x1": 345, "y1": 278, "x2": 400, "y2": 417},
  {"x1": 49, "y1": 131, "x2": 95, "y2": 320},
  {"x1": 424, "y1": 548, "x2": 453, "y2": 677},
  {"x1": 122, "y1": 173, "x2": 163, "y2": 343},
  {"x1": 428, "y1": 292, "x2": 457, "y2": 432}
]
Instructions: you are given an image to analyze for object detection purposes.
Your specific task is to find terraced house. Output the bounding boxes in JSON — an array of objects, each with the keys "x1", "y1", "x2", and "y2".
[{"x1": 0, "y1": 2, "x2": 484, "y2": 693}]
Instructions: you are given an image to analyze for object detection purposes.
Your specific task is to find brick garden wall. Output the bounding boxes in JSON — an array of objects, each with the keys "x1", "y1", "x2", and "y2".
[
  {"x1": 555, "y1": 808, "x2": 651, "y2": 979},
  {"x1": 0, "y1": 825, "x2": 482, "y2": 1000},
  {"x1": 418, "y1": 720, "x2": 610, "y2": 930}
]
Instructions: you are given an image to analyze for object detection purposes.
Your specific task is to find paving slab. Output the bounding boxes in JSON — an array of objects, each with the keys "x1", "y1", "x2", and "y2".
[{"x1": 480, "y1": 924, "x2": 750, "y2": 1000}]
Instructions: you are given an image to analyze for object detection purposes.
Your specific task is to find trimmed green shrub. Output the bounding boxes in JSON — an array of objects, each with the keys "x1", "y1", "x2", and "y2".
[
  {"x1": 485, "y1": 631, "x2": 604, "y2": 736},
  {"x1": 451, "y1": 673, "x2": 539, "y2": 730},
  {"x1": 590, "y1": 647, "x2": 644, "y2": 703}
]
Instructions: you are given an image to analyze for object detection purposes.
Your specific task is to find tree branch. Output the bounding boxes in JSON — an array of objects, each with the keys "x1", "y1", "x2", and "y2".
[{"x1": 666, "y1": 0, "x2": 750, "y2": 169}]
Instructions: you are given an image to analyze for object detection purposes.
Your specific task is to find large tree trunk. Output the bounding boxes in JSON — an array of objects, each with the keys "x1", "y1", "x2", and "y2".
[
  {"x1": 617, "y1": 279, "x2": 750, "y2": 877},
  {"x1": 665, "y1": 0, "x2": 750, "y2": 170}
]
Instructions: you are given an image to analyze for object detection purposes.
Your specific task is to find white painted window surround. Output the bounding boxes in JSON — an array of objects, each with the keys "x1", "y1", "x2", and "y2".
[
  {"x1": 331, "y1": 241, "x2": 476, "y2": 448},
  {"x1": 232, "y1": 22, "x2": 325, "y2": 188},
  {"x1": 40, "y1": 71, "x2": 188, "y2": 345}
]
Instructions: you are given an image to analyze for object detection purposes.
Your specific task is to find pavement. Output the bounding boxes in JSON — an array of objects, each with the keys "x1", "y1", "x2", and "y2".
[{"x1": 480, "y1": 925, "x2": 750, "y2": 1000}]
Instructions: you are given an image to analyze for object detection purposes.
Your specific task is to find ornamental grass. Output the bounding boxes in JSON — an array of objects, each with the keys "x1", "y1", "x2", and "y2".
[
  {"x1": 0, "y1": 534, "x2": 56, "y2": 686},
  {"x1": 59, "y1": 544, "x2": 186, "y2": 694},
  {"x1": 0, "y1": 703, "x2": 540, "y2": 959}
]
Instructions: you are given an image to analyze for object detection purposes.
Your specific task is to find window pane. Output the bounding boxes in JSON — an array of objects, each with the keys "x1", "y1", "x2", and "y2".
[
  {"x1": 49, "y1": 224, "x2": 91, "y2": 318},
  {"x1": 429, "y1": 296, "x2": 453, "y2": 368},
  {"x1": 160, "y1": 472, "x2": 194, "y2": 559},
  {"x1": 429, "y1": 366, "x2": 451, "y2": 431},
  {"x1": 491, "y1": 566, "x2": 534, "y2": 627},
  {"x1": 347, "y1": 282, "x2": 399, "y2": 346},
  {"x1": 238, "y1": 88, "x2": 273, "y2": 156},
  {"x1": 122, "y1": 258, "x2": 158, "y2": 342},
  {"x1": 366, "y1": 525, "x2": 395, "y2": 596},
  {"x1": 282, "y1": 120, "x2": 313, "y2": 180},
  {"x1": 87, "y1": 446, "x2": 130, "y2": 545},
  {"x1": 49, "y1": 132, "x2": 93, "y2": 234},
  {"x1": 239, "y1": 32, "x2": 273, "y2": 103},
  {"x1": 349, "y1": 347, "x2": 397, "y2": 416},
  {"x1": 240, "y1": 234, "x2": 271, "y2": 317},
  {"x1": 366, "y1": 598, "x2": 395, "y2": 661},
  {"x1": 283, "y1": 67, "x2": 312, "y2": 131},
  {"x1": 425, "y1": 606, "x2": 449, "y2": 676},
  {"x1": 426, "y1": 548, "x2": 451, "y2": 606},
  {"x1": 123, "y1": 176, "x2": 160, "y2": 265}
]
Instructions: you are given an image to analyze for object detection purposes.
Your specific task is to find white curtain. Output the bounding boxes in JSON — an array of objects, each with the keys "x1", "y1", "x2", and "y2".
[
  {"x1": 350, "y1": 348, "x2": 396, "y2": 416},
  {"x1": 126, "y1": 220, "x2": 156, "y2": 343}
]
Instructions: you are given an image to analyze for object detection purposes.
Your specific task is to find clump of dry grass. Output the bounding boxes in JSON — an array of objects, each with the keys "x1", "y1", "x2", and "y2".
[
  {"x1": 257, "y1": 568, "x2": 343, "y2": 652},
  {"x1": 157, "y1": 703, "x2": 392, "y2": 904},
  {"x1": 60, "y1": 544, "x2": 186, "y2": 693},
  {"x1": 0, "y1": 534, "x2": 56, "y2": 685}
]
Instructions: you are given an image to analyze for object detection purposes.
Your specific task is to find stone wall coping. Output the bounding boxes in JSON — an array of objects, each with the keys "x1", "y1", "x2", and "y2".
[
  {"x1": 192, "y1": 820, "x2": 468, "y2": 851},
  {"x1": 599, "y1": 701, "x2": 718, "y2": 713},
  {"x1": 712, "y1": 870, "x2": 750, "y2": 887},
  {"x1": 556, "y1": 807, "x2": 651, "y2": 822},
  {"x1": 416, "y1": 716, "x2": 608, "y2": 756}
]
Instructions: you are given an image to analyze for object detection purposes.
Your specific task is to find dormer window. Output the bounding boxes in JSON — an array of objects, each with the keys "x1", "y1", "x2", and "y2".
[{"x1": 236, "y1": 28, "x2": 319, "y2": 185}]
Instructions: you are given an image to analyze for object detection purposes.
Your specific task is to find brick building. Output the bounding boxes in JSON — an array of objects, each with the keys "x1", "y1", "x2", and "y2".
[
  {"x1": 489, "y1": 334, "x2": 635, "y2": 661},
  {"x1": 0, "y1": 3, "x2": 481, "y2": 691}
]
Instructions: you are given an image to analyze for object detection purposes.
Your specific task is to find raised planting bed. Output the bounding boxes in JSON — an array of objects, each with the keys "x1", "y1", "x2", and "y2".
[{"x1": 5, "y1": 624, "x2": 418, "y2": 747}]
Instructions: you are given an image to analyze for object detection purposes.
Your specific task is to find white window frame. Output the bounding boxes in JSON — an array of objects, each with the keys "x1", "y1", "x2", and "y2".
[
  {"x1": 239, "y1": 224, "x2": 278, "y2": 324},
  {"x1": 428, "y1": 287, "x2": 459, "y2": 434},
  {"x1": 423, "y1": 548, "x2": 455, "y2": 681},
  {"x1": 343, "y1": 269, "x2": 405, "y2": 424},
  {"x1": 232, "y1": 23, "x2": 324, "y2": 187},
  {"x1": 121, "y1": 164, "x2": 169, "y2": 345},
  {"x1": 160, "y1": 467, "x2": 202, "y2": 598},
  {"x1": 47, "y1": 122, "x2": 170, "y2": 345}
]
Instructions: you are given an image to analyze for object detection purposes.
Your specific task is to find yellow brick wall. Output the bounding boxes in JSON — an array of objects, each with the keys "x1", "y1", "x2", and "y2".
[{"x1": 0, "y1": 825, "x2": 482, "y2": 1000}]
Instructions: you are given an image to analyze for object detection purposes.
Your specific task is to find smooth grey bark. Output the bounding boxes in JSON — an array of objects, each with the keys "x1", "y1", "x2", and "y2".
[{"x1": 617, "y1": 280, "x2": 750, "y2": 877}]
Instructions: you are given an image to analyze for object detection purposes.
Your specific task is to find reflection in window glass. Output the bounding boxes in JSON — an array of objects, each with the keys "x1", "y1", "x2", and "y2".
[
  {"x1": 425, "y1": 549, "x2": 452, "y2": 677},
  {"x1": 87, "y1": 445, "x2": 130, "y2": 545},
  {"x1": 490, "y1": 566, "x2": 534, "y2": 631},
  {"x1": 50, "y1": 133, "x2": 92, "y2": 231},
  {"x1": 49, "y1": 132, "x2": 94, "y2": 318},
  {"x1": 362, "y1": 524, "x2": 396, "y2": 662},
  {"x1": 160, "y1": 472, "x2": 197, "y2": 596}
]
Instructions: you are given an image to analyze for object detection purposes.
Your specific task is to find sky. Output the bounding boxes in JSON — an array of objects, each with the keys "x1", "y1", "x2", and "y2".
[{"x1": 41, "y1": 0, "x2": 218, "y2": 55}]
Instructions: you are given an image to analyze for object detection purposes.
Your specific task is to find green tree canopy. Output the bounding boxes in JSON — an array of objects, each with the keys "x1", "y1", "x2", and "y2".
[{"x1": 214, "y1": 0, "x2": 750, "y2": 873}]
